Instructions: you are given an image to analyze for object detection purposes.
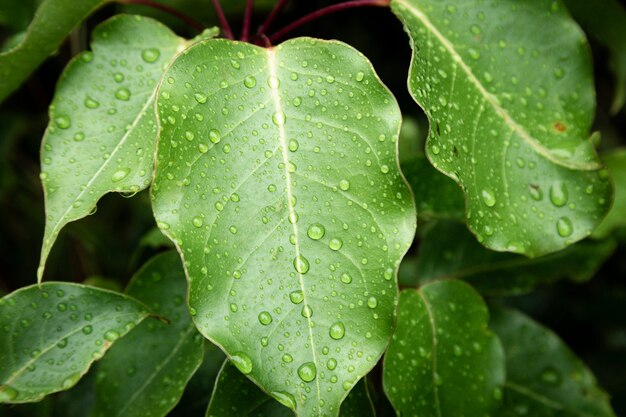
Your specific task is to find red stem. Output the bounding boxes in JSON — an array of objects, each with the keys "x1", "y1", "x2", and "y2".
[
  {"x1": 241, "y1": 0, "x2": 254, "y2": 41},
  {"x1": 211, "y1": 0, "x2": 234, "y2": 39},
  {"x1": 256, "y1": 0, "x2": 289, "y2": 37},
  {"x1": 121, "y1": 0, "x2": 205, "y2": 32},
  {"x1": 268, "y1": 0, "x2": 390, "y2": 43}
]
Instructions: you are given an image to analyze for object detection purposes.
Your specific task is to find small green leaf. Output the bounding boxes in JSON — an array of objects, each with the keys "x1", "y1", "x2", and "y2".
[
  {"x1": 564, "y1": 0, "x2": 626, "y2": 114},
  {"x1": 391, "y1": 0, "x2": 612, "y2": 257},
  {"x1": 413, "y1": 221, "x2": 616, "y2": 296},
  {"x1": 401, "y1": 154, "x2": 465, "y2": 221},
  {"x1": 152, "y1": 37, "x2": 416, "y2": 416},
  {"x1": 0, "y1": 0, "x2": 113, "y2": 103},
  {"x1": 0, "y1": 283, "x2": 149, "y2": 403},
  {"x1": 383, "y1": 281, "x2": 505, "y2": 417},
  {"x1": 206, "y1": 360, "x2": 374, "y2": 417},
  {"x1": 38, "y1": 15, "x2": 190, "y2": 282},
  {"x1": 593, "y1": 149, "x2": 626, "y2": 238},
  {"x1": 92, "y1": 252, "x2": 204, "y2": 417},
  {"x1": 491, "y1": 308, "x2": 616, "y2": 417}
]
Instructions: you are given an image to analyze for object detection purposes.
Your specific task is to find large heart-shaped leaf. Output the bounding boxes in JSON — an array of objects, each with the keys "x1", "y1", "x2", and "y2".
[
  {"x1": 391, "y1": 0, "x2": 612, "y2": 257},
  {"x1": 413, "y1": 221, "x2": 616, "y2": 296},
  {"x1": 38, "y1": 15, "x2": 207, "y2": 281},
  {"x1": 92, "y1": 252, "x2": 204, "y2": 417},
  {"x1": 151, "y1": 37, "x2": 416, "y2": 416},
  {"x1": 491, "y1": 308, "x2": 616, "y2": 417},
  {"x1": 206, "y1": 361, "x2": 375, "y2": 417},
  {"x1": 0, "y1": 283, "x2": 149, "y2": 403},
  {"x1": 0, "y1": 0, "x2": 113, "y2": 103},
  {"x1": 383, "y1": 281, "x2": 505, "y2": 417}
]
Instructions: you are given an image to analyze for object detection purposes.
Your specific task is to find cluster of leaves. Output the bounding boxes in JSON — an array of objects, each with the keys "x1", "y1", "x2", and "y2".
[{"x1": 1, "y1": 0, "x2": 626, "y2": 416}]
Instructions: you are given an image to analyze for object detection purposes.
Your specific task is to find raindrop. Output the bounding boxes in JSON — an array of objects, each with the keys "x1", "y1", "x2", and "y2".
[
  {"x1": 329, "y1": 238, "x2": 343, "y2": 251},
  {"x1": 115, "y1": 87, "x2": 131, "y2": 101},
  {"x1": 244, "y1": 75, "x2": 257, "y2": 88},
  {"x1": 307, "y1": 223, "x2": 325, "y2": 240},
  {"x1": 481, "y1": 189, "x2": 496, "y2": 207},
  {"x1": 55, "y1": 115, "x2": 71, "y2": 129},
  {"x1": 268, "y1": 76, "x2": 280, "y2": 89},
  {"x1": 194, "y1": 93, "x2": 207, "y2": 104},
  {"x1": 529, "y1": 184, "x2": 543, "y2": 201},
  {"x1": 327, "y1": 358, "x2": 337, "y2": 370},
  {"x1": 192, "y1": 216, "x2": 203, "y2": 228},
  {"x1": 104, "y1": 330, "x2": 120, "y2": 342},
  {"x1": 111, "y1": 168, "x2": 130, "y2": 182},
  {"x1": 272, "y1": 391, "x2": 296, "y2": 409},
  {"x1": 141, "y1": 48, "x2": 160, "y2": 63},
  {"x1": 282, "y1": 353, "x2": 293, "y2": 363},
  {"x1": 231, "y1": 352, "x2": 253, "y2": 374},
  {"x1": 198, "y1": 143, "x2": 209, "y2": 154},
  {"x1": 297, "y1": 362, "x2": 317, "y2": 382},
  {"x1": 540, "y1": 367, "x2": 562, "y2": 386},
  {"x1": 288, "y1": 139, "x2": 299, "y2": 152},
  {"x1": 293, "y1": 255, "x2": 310, "y2": 274},
  {"x1": 209, "y1": 129, "x2": 221, "y2": 144},
  {"x1": 355, "y1": 71, "x2": 365, "y2": 82},
  {"x1": 340, "y1": 272, "x2": 352, "y2": 284},
  {"x1": 0, "y1": 386, "x2": 18, "y2": 401},
  {"x1": 367, "y1": 296, "x2": 378, "y2": 309},
  {"x1": 272, "y1": 111, "x2": 286, "y2": 126},
  {"x1": 301, "y1": 304, "x2": 313, "y2": 318},
  {"x1": 556, "y1": 216, "x2": 573, "y2": 237},
  {"x1": 329, "y1": 322, "x2": 345, "y2": 340},
  {"x1": 289, "y1": 290, "x2": 304, "y2": 304},
  {"x1": 84, "y1": 97, "x2": 100, "y2": 109},
  {"x1": 258, "y1": 311, "x2": 273, "y2": 325},
  {"x1": 549, "y1": 182, "x2": 568, "y2": 207},
  {"x1": 339, "y1": 179, "x2": 350, "y2": 191}
]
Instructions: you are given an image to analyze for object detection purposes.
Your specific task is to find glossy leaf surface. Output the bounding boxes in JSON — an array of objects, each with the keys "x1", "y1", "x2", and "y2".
[
  {"x1": 391, "y1": 0, "x2": 612, "y2": 256},
  {"x1": 491, "y1": 309, "x2": 616, "y2": 417},
  {"x1": 152, "y1": 37, "x2": 416, "y2": 416},
  {"x1": 206, "y1": 361, "x2": 374, "y2": 417},
  {"x1": 93, "y1": 252, "x2": 204, "y2": 417},
  {"x1": 593, "y1": 149, "x2": 626, "y2": 237},
  {"x1": 383, "y1": 281, "x2": 505, "y2": 417},
  {"x1": 0, "y1": 0, "x2": 113, "y2": 103},
  {"x1": 413, "y1": 221, "x2": 616, "y2": 296},
  {"x1": 0, "y1": 283, "x2": 149, "y2": 403},
  {"x1": 38, "y1": 15, "x2": 190, "y2": 281}
]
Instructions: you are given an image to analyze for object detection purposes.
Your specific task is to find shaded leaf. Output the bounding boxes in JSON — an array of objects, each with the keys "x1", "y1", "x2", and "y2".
[
  {"x1": 401, "y1": 154, "x2": 464, "y2": 220},
  {"x1": 151, "y1": 37, "x2": 416, "y2": 416},
  {"x1": 38, "y1": 15, "x2": 193, "y2": 281},
  {"x1": 593, "y1": 149, "x2": 626, "y2": 237},
  {"x1": 491, "y1": 308, "x2": 616, "y2": 417},
  {"x1": 0, "y1": 283, "x2": 149, "y2": 403},
  {"x1": 564, "y1": 0, "x2": 626, "y2": 114},
  {"x1": 413, "y1": 221, "x2": 616, "y2": 296},
  {"x1": 0, "y1": 0, "x2": 113, "y2": 103},
  {"x1": 391, "y1": 0, "x2": 612, "y2": 257},
  {"x1": 383, "y1": 281, "x2": 505, "y2": 417},
  {"x1": 92, "y1": 251, "x2": 204, "y2": 417},
  {"x1": 206, "y1": 360, "x2": 374, "y2": 417}
]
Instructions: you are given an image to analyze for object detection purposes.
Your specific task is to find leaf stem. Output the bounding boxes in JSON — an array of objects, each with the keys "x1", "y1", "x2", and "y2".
[
  {"x1": 211, "y1": 0, "x2": 234, "y2": 39},
  {"x1": 241, "y1": 0, "x2": 255, "y2": 41},
  {"x1": 120, "y1": 0, "x2": 205, "y2": 32},
  {"x1": 256, "y1": 0, "x2": 289, "y2": 38},
  {"x1": 267, "y1": 0, "x2": 390, "y2": 43}
]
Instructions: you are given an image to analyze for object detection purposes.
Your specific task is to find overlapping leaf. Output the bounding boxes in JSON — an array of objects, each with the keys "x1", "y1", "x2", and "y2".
[
  {"x1": 593, "y1": 149, "x2": 626, "y2": 237},
  {"x1": 413, "y1": 221, "x2": 616, "y2": 296},
  {"x1": 38, "y1": 15, "x2": 201, "y2": 281},
  {"x1": 0, "y1": 0, "x2": 113, "y2": 103},
  {"x1": 0, "y1": 283, "x2": 149, "y2": 403},
  {"x1": 206, "y1": 361, "x2": 375, "y2": 417},
  {"x1": 391, "y1": 0, "x2": 612, "y2": 256},
  {"x1": 383, "y1": 281, "x2": 505, "y2": 417},
  {"x1": 491, "y1": 308, "x2": 616, "y2": 417},
  {"x1": 152, "y1": 37, "x2": 416, "y2": 416},
  {"x1": 93, "y1": 252, "x2": 204, "y2": 417}
]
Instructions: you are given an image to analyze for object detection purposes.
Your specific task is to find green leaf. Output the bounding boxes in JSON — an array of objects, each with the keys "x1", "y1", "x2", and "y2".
[
  {"x1": 593, "y1": 149, "x2": 626, "y2": 238},
  {"x1": 38, "y1": 15, "x2": 191, "y2": 282},
  {"x1": 206, "y1": 361, "x2": 375, "y2": 417},
  {"x1": 383, "y1": 281, "x2": 505, "y2": 417},
  {"x1": 0, "y1": 0, "x2": 113, "y2": 103},
  {"x1": 92, "y1": 252, "x2": 204, "y2": 417},
  {"x1": 564, "y1": 0, "x2": 626, "y2": 114},
  {"x1": 401, "y1": 154, "x2": 464, "y2": 220},
  {"x1": 0, "y1": 282, "x2": 149, "y2": 403},
  {"x1": 490, "y1": 308, "x2": 616, "y2": 417},
  {"x1": 151, "y1": 37, "x2": 416, "y2": 416},
  {"x1": 413, "y1": 221, "x2": 616, "y2": 296},
  {"x1": 391, "y1": 0, "x2": 612, "y2": 257}
]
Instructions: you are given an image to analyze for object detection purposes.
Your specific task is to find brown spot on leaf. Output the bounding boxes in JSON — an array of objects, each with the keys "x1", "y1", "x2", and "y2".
[{"x1": 554, "y1": 122, "x2": 567, "y2": 132}]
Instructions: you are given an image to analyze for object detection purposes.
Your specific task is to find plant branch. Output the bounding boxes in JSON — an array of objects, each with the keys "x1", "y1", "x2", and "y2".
[
  {"x1": 120, "y1": 0, "x2": 205, "y2": 32},
  {"x1": 211, "y1": 0, "x2": 234, "y2": 39},
  {"x1": 241, "y1": 0, "x2": 254, "y2": 41},
  {"x1": 268, "y1": 0, "x2": 390, "y2": 43},
  {"x1": 256, "y1": 0, "x2": 289, "y2": 37}
]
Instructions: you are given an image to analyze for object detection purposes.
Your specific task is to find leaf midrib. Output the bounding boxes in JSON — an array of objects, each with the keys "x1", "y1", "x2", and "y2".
[
  {"x1": 393, "y1": 0, "x2": 600, "y2": 171},
  {"x1": 417, "y1": 291, "x2": 442, "y2": 417}
]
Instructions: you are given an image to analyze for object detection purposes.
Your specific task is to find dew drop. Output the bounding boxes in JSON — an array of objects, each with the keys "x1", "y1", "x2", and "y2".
[
  {"x1": 272, "y1": 111, "x2": 286, "y2": 126},
  {"x1": 282, "y1": 353, "x2": 293, "y2": 363},
  {"x1": 289, "y1": 290, "x2": 304, "y2": 304},
  {"x1": 268, "y1": 76, "x2": 280, "y2": 89},
  {"x1": 340, "y1": 272, "x2": 352, "y2": 284},
  {"x1": 111, "y1": 168, "x2": 130, "y2": 182},
  {"x1": 339, "y1": 179, "x2": 350, "y2": 191},
  {"x1": 297, "y1": 362, "x2": 317, "y2": 382},
  {"x1": 194, "y1": 93, "x2": 207, "y2": 104},
  {"x1": 327, "y1": 358, "x2": 337, "y2": 370},
  {"x1": 549, "y1": 182, "x2": 568, "y2": 207},
  {"x1": 115, "y1": 87, "x2": 131, "y2": 101},
  {"x1": 141, "y1": 48, "x2": 160, "y2": 63},
  {"x1": 293, "y1": 255, "x2": 310, "y2": 274},
  {"x1": 481, "y1": 189, "x2": 496, "y2": 207},
  {"x1": 301, "y1": 304, "x2": 313, "y2": 318},
  {"x1": 244, "y1": 75, "x2": 257, "y2": 88},
  {"x1": 258, "y1": 311, "x2": 273, "y2": 325},
  {"x1": 556, "y1": 216, "x2": 573, "y2": 237},
  {"x1": 272, "y1": 391, "x2": 296, "y2": 409},
  {"x1": 55, "y1": 115, "x2": 71, "y2": 129},
  {"x1": 329, "y1": 322, "x2": 345, "y2": 340},
  {"x1": 0, "y1": 386, "x2": 18, "y2": 402},
  {"x1": 209, "y1": 129, "x2": 221, "y2": 144},
  {"x1": 329, "y1": 238, "x2": 343, "y2": 251},
  {"x1": 192, "y1": 216, "x2": 203, "y2": 228},
  {"x1": 540, "y1": 367, "x2": 562, "y2": 386},
  {"x1": 307, "y1": 223, "x2": 325, "y2": 240},
  {"x1": 198, "y1": 143, "x2": 209, "y2": 154},
  {"x1": 529, "y1": 184, "x2": 543, "y2": 201},
  {"x1": 104, "y1": 330, "x2": 120, "y2": 342},
  {"x1": 84, "y1": 97, "x2": 100, "y2": 109},
  {"x1": 288, "y1": 139, "x2": 299, "y2": 152},
  {"x1": 231, "y1": 352, "x2": 253, "y2": 374},
  {"x1": 355, "y1": 71, "x2": 364, "y2": 82},
  {"x1": 367, "y1": 296, "x2": 378, "y2": 309}
]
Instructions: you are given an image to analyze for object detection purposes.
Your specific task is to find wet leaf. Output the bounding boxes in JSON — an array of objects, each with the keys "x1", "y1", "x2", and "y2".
[
  {"x1": 564, "y1": 0, "x2": 626, "y2": 114},
  {"x1": 38, "y1": 15, "x2": 193, "y2": 282},
  {"x1": 491, "y1": 308, "x2": 616, "y2": 417},
  {"x1": 593, "y1": 149, "x2": 626, "y2": 238},
  {"x1": 391, "y1": 0, "x2": 612, "y2": 257},
  {"x1": 151, "y1": 37, "x2": 416, "y2": 416},
  {"x1": 206, "y1": 360, "x2": 374, "y2": 417},
  {"x1": 401, "y1": 154, "x2": 465, "y2": 221},
  {"x1": 0, "y1": 0, "x2": 113, "y2": 103},
  {"x1": 413, "y1": 221, "x2": 616, "y2": 296},
  {"x1": 0, "y1": 283, "x2": 149, "y2": 403},
  {"x1": 93, "y1": 252, "x2": 204, "y2": 417},
  {"x1": 383, "y1": 281, "x2": 505, "y2": 417}
]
